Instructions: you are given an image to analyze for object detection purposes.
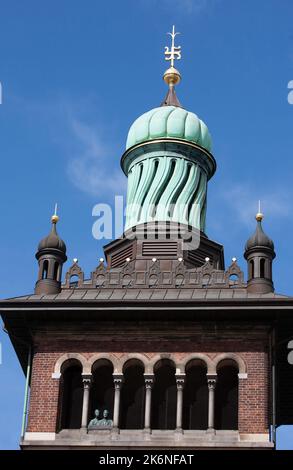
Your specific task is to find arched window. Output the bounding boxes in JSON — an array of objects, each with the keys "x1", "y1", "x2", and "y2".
[
  {"x1": 151, "y1": 359, "x2": 176, "y2": 430},
  {"x1": 58, "y1": 360, "x2": 83, "y2": 430},
  {"x1": 260, "y1": 258, "x2": 265, "y2": 278},
  {"x1": 183, "y1": 360, "x2": 208, "y2": 430},
  {"x1": 42, "y1": 260, "x2": 49, "y2": 279},
  {"x1": 202, "y1": 274, "x2": 210, "y2": 286},
  {"x1": 249, "y1": 260, "x2": 254, "y2": 279},
  {"x1": 215, "y1": 360, "x2": 238, "y2": 430},
  {"x1": 89, "y1": 360, "x2": 114, "y2": 423},
  {"x1": 53, "y1": 261, "x2": 59, "y2": 280},
  {"x1": 120, "y1": 359, "x2": 145, "y2": 429},
  {"x1": 69, "y1": 275, "x2": 79, "y2": 287},
  {"x1": 229, "y1": 274, "x2": 239, "y2": 287}
]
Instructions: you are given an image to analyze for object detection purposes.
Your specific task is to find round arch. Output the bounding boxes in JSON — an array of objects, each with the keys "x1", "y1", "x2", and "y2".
[
  {"x1": 53, "y1": 353, "x2": 90, "y2": 377},
  {"x1": 214, "y1": 353, "x2": 247, "y2": 375},
  {"x1": 89, "y1": 353, "x2": 120, "y2": 374},
  {"x1": 149, "y1": 354, "x2": 178, "y2": 374},
  {"x1": 179, "y1": 353, "x2": 214, "y2": 374},
  {"x1": 151, "y1": 358, "x2": 177, "y2": 430},
  {"x1": 89, "y1": 358, "x2": 114, "y2": 424},
  {"x1": 120, "y1": 358, "x2": 145, "y2": 429},
  {"x1": 183, "y1": 359, "x2": 208, "y2": 430},
  {"x1": 121, "y1": 354, "x2": 148, "y2": 374}
]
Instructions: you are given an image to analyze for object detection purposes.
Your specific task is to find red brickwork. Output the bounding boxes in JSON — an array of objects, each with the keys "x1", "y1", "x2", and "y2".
[
  {"x1": 27, "y1": 336, "x2": 270, "y2": 434},
  {"x1": 27, "y1": 352, "x2": 60, "y2": 432}
]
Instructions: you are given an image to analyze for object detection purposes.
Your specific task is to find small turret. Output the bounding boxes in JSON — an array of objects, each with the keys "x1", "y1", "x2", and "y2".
[
  {"x1": 244, "y1": 210, "x2": 275, "y2": 294},
  {"x1": 35, "y1": 209, "x2": 67, "y2": 295}
]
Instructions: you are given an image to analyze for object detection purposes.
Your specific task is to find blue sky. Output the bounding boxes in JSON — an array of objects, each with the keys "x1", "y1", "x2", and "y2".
[{"x1": 0, "y1": 0, "x2": 293, "y2": 450}]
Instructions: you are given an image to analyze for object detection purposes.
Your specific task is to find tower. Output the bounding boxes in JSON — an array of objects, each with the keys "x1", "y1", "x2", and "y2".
[
  {"x1": 1, "y1": 27, "x2": 293, "y2": 451},
  {"x1": 244, "y1": 210, "x2": 275, "y2": 294},
  {"x1": 35, "y1": 210, "x2": 67, "y2": 295}
]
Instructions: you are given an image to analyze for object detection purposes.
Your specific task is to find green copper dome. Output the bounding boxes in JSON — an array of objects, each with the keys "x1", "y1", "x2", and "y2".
[{"x1": 126, "y1": 105, "x2": 212, "y2": 152}]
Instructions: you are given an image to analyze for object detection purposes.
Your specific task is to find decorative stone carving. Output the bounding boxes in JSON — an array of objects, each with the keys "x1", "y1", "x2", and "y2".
[
  {"x1": 122, "y1": 274, "x2": 133, "y2": 288},
  {"x1": 176, "y1": 378, "x2": 185, "y2": 390},
  {"x1": 64, "y1": 260, "x2": 84, "y2": 288},
  {"x1": 61, "y1": 257, "x2": 246, "y2": 291},
  {"x1": 207, "y1": 378, "x2": 217, "y2": 390},
  {"x1": 122, "y1": 259, "x2": 135, "y2": 275},
  {"x1": 149, "y1": 260, "x2": 161, "y2": 277},
  {"x1": 92, "y1": 260, "x2": 108, "y2": 287},
  {"x1": 224, "y1": 259, "x2": 244, "y2": 286},
  {"x1": 175, "y1": 259, "x2": 186, "y2": 276}
]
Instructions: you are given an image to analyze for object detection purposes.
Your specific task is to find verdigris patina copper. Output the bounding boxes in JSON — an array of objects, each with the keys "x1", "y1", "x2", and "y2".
[
  {"x1": 88, "y1": 409, "x2": 100, "y2": 428},
  {"x1": 88, "y1": 409, "x2": 113, "y2": 429},
  {"x1": 98, "y1": 409, "x2": 113, "y2": 427}
]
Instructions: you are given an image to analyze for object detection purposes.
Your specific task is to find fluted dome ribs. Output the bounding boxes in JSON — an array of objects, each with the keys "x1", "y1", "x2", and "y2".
[
  {"x1": 38, "y1": 222, "x2": 66, "y2": 253},
  {"x1": 126, "y1": 106, "x2": 212, "y2": 152},
  {"x1": 245, "y1": 220, "x2": 274, "y2": 252}
]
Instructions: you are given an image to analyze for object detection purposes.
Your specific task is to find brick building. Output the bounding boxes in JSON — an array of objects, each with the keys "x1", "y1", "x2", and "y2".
[{"x1": 1, "y1": 30, "x2": 293, "y2": 450}]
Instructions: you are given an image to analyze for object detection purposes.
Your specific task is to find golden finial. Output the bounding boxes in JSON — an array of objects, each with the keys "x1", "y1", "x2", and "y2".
[
  {"x1": 256, "y1": 200, "x2": 264, "y2": 222},
  {"x1": 163, "y1": 25, "x2": 182, "y2": 87},
  {"x1": 51, "y1": 203, "x2": 59, "y2": 224}
]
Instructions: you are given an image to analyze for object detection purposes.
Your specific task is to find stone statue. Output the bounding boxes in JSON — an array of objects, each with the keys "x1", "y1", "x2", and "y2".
[
  {"x1": 87, "y1": 409, "x2": 100, "y2": 428},
  {"x1": 98, "y1": 409, "x2": 113, "y2": 427}
]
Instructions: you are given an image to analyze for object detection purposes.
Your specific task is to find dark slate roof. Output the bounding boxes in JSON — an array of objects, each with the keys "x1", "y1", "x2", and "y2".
[
  {"x1": 38, "y1": 222, "x2": 66, "y2": 253},
  {"x1": 3, "y1": 288, "x2": 290, "y2": 303},
  {"x1": 245, "y1": 220, "x2": 274, "y2": 252}
]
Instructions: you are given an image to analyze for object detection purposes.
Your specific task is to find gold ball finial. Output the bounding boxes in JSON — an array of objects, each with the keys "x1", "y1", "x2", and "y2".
[
  {"x1": 163, "y1": 66, "x2": 181, "y2": 87},
  {"x1": 255, "y1": 212, "x2": 264, "y2": 222},
  {"x1": 51, "y1": 214, "x2": 59, "y2": 224},
  {"x1": 51, "y1": 203, "x2": 59, "y2": 224}
]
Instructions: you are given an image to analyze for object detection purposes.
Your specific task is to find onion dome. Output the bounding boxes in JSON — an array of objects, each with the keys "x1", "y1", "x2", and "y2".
[
  {"x1": 35, "y1": 210, "x2": 67, "y2": 295},
  {"x1": 245, "y1": 212, "x2": 274, "y2": 252},
  {"x1": 122, "y1": 26, "x2": 215, "y2": 234},
  {"x1": 38, "y1": 214, "x2": 66, "y2": 254},
  {"x1": 126, "y1": 27, "x2": 212, "y2": 153},
  {"x1": 244, "y1": 211, "x2": 275, "y2": 294},
  {"x1": 126, "y1": 106, "x2": 212, "y2": 152}
]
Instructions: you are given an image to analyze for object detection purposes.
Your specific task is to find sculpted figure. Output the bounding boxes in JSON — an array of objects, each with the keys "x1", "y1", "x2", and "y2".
[
  {"x1": 98, "y1": 409, "x2": 113, "y2": 427},
  {"x1": 88, "y1": 409, "x2": 100, "y2": 428}
]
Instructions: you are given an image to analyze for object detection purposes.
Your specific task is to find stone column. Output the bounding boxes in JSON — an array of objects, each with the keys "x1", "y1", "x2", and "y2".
[
  {"x1": 113, "y1": 375, "x2": 123, "y2": 430},
  {"x1": 207, "y1": 376, "x2": 217, "y2": 431},
  {"x1": 176, "y1": 375, "x2": 185, "y2": 431},
  {"x1": 81, "y1": 375, "x2": 92, "y2": 428},
  {"x1": 144, "y1": 375, "x2": 154, "y2": 431}
]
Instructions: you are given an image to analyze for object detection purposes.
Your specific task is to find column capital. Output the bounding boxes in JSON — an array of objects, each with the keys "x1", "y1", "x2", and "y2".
[
  {"x1": 175, "y1": 374, "x2": 185, "y2": 390},
  {"x1": 207, "y1": 375, "x2": 217, "y2": 390},
  {"x1": 144, "y1": 374, "x2": 154, "y2": 389},
  {"x1": 82, "y1": 374, "x2": 92, "y2": 387},
  {"x1": 113, "y1": 374, "x2": 124, "y2": 389}
]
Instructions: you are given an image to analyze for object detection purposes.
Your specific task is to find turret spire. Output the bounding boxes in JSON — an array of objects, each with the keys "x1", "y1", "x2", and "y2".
[
  {"x1": 35, "y1": 207, "x2": 67, "y2": 295},
  {"x1": 244, "y1": 209, "x2": 275, "y2": 294},
  {"x1": 161, "y1": 25, "x2": 182, "y2": 107},
  {"x1": 256, "y1": 200, "x2": 263, "y2": 222},
  {"x1": 51, "y1": 202, "x2": 59, "y2": 224}
]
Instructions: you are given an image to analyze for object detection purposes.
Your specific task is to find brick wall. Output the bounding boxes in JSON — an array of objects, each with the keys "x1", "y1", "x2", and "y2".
[{"x1": 27, "y1": 333, "x2": 270, "y2": 434}]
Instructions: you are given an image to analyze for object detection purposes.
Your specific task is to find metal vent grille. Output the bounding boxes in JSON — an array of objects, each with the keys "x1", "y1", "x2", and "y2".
[
  {"x1": 187, "y1": 249, "x2": 213, "y2": 267},
  {"x1": 142, "y1": 241, "x2": 178, "y2": 257},
  {"x1": 111, "y1": 245, "x2": 133, "y2": 268}
]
